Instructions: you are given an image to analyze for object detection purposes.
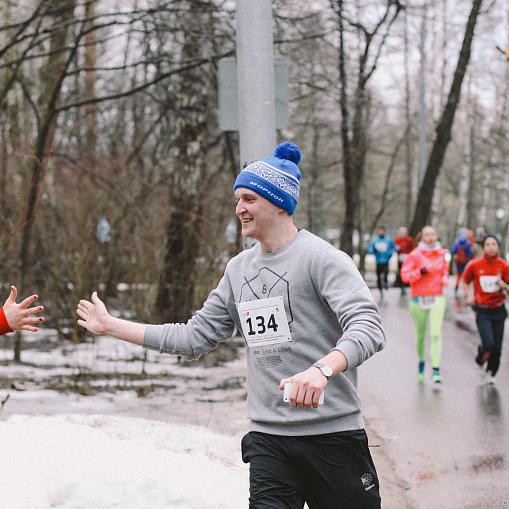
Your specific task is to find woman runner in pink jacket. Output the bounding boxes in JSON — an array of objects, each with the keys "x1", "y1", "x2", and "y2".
[{"x1": 401, "y1": 226, "x2": 449, "y2": 383}]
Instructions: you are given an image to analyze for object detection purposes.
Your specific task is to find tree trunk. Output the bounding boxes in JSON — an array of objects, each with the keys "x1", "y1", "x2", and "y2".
[
  {"x1": 404, "y1": 10, "x2": 413, "y2": 225},
  {"x1": 155, "y1": 195, "x2": 201, "y2": 324},
  {"x1": 153, "y1": 1, "x2": 216, "y2": 324},
  {"x1": 337, "y1": 0, "x2": 353, "y2": 255},
  {"x1": 84, "y1": 0, "x2": 97, "y2": 153},
  {"x1": 465, "y1": 114, "x2": 477, "y2": 229},
  {"x1": 14, "y1": 0, "x2": 77, "y2": 361},
  {"x1": 409, "y1": 0, "x2": 483, "y2": 238}
]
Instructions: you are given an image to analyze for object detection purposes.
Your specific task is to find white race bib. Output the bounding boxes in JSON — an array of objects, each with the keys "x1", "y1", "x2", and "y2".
[
  {"x1": 238, "y1": 296, "x2": 293, "y2": 348},
  {"x1": 398, "y1": 253, "x2": 408, "y2": 263},
  {"x1": 374, "y1": 242, "x2": 387, "y2": 253},
  {"x1": 479, "y1": 275, "x2": 500, "y2": 294},
  {"x1": 418, "y1": 296, "x2": 439, "y2": 310}
]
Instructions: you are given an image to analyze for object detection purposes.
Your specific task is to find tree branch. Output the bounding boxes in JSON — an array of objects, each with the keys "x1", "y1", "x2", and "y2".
[{"x1": 54, "y1": 50, "x2": 235, "y2": 113}]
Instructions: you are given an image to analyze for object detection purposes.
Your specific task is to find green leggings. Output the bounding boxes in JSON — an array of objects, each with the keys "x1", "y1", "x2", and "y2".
[{"x1": 409, "y1": 296, "x2": 446, "y2": 368}]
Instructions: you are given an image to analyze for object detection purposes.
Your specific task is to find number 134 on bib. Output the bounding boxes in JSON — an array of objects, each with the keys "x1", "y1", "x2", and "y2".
[{"x1": 238, "y1": 296, "x2": 293, "y2": 348}]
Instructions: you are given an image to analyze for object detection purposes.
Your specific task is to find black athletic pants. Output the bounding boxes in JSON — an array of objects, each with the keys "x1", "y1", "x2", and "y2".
[
  {"x1": 376, "y1": 263, "x2": 389, "y2": 292},
  {"x1": 474, "y1": 304, "x2": 507, "y2": 376},
  {"x1": 241, "y1": 430, "x2": 381, "y2": 509}
]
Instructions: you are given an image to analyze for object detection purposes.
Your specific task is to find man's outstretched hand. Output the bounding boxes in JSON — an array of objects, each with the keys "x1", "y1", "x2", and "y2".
[{"x1": 77, "y1": 292, "x2": 110, "y2": 335}]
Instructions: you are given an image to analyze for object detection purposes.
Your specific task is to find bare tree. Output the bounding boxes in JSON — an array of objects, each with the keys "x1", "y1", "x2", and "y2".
[
  {"x1": 409, "y1": 0, "x2": 484, "y2": 238},
  {"x1": 329, "y1": 0, "x2": 404, "y2": 256},
  {"x1": 0, "y1": 0, "x2": 236, "y2": 359},
  {"x1": 14, "y1": 0, "x2": 78, "y2": 360}
]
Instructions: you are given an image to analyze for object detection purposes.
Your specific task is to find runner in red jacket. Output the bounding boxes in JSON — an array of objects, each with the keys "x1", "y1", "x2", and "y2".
[
  {"x1": 0, "y1": 286, "x2": 44, "y2": 336},
  {"x1": 463, "y1": 235, "x2": 509, "y2": 382},
  {"x1": 394, "y1": 227, "x2": 414, "y2": 295}
]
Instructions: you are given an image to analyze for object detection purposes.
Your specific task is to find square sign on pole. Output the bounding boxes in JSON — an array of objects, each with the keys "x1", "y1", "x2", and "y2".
[{"x1": 218, "y1": 57, "x2": 289, "y2": 132}]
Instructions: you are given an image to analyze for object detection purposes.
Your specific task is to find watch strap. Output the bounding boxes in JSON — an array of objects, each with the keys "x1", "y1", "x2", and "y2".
[{"x1": 312, "y1": 362, "x2": 333, "y2": 378}]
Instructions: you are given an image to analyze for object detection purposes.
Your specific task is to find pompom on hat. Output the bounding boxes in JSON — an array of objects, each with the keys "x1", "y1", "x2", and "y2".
[{"x1": 233, "y1": 142, "x2": 302, "y2": 215}]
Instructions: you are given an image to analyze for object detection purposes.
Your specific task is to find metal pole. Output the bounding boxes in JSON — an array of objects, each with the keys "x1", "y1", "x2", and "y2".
[{"x1": 236, "y1": 0, "x2": 277, "y2": 170}]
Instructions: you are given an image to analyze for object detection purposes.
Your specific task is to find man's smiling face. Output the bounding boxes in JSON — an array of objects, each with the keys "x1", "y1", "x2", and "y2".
[{"x1": 234, "y1": 187, "x2": 282, "y2": 241}]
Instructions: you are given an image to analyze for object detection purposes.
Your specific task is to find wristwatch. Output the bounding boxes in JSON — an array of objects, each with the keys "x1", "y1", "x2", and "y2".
[{"x1": 312, "y1": 362, "x2": 333, "y2": 379}]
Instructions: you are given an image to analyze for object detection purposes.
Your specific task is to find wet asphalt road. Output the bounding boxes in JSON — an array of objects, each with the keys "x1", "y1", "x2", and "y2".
[{"x1": 358, "y1": 284, "x2": 509, "y2": 509}]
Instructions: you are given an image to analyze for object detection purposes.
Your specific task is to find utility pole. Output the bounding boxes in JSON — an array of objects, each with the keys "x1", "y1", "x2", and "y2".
[{"x1": 236, "y1": 0, "x2": 277, "y2": 169}]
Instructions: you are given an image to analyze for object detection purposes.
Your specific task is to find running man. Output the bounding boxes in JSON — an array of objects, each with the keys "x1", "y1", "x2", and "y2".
[{"x1": 77, "y1": 142, "x2": 386, "y2": 509}]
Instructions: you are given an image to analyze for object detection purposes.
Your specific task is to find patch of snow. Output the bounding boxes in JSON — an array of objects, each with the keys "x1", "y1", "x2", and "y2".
[{"x1": 0, "y1": 413, "x2": 249, "y2": 509}]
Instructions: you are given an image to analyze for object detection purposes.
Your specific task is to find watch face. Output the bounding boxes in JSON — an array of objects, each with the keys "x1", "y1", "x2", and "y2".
[{"x1": 322, "y1": 365, "x2": 333, "y2": 377}]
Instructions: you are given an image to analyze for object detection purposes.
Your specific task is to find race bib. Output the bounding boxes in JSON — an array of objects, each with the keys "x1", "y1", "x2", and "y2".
[
  {"x1": 374, "y1": 242, "x2": 387, "y2": 253},
  {"x1": 238, "y1": 296, "x2": 293, "y2": 348},
  {"x1": 398, "y1": 253, "x2": 408, "y2": 263},
  {"x1": 418, "y1": 296, "x2": 439, "y2": 310},
  {"x1": 479, "y1": 276, "x2": 500, "y2": 294}
]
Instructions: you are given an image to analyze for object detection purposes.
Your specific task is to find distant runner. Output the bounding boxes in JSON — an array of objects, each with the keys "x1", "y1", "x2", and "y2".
[
  {"x1": 401, "y1": 226, "x2": 449, "y2": 383},
  {"x1": 367, "y1": 226, "x2": 397, "y2": 299},
  {"x1": 451, "y1": 227, "x2": 473, "y2": 295},
  {"x1": 463, "y1": 235, "x2": 509, "y2": 383},
  {"x1": 394, "y1": 227, "x2": 414, "y2": 296}
]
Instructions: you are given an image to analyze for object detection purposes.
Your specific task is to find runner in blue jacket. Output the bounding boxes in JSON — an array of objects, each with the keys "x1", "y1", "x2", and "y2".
[{"x1": 368, "y1": 226, "x2": 397, "y2": 298}]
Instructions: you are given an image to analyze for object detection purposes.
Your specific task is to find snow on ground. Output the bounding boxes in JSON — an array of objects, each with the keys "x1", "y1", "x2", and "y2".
[
  {"x1": 0, "y1": 413, "x2": 249, "y2": 509},
  {"x1": 0, "y1": 326, "x2": 409, "y2": 508},
  {"x1": 0, "y1": 330, "x2": 250, "y2": 509}
]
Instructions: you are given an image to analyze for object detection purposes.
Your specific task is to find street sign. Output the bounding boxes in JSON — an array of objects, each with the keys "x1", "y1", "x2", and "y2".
[{"x1": 218, "y1": 57, "x2": 289, "y2": 131}]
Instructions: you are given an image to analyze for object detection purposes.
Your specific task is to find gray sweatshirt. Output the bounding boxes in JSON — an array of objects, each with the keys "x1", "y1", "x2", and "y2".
[{"x1": 144, "y1": 229, "x2": 385, "y2": 436}]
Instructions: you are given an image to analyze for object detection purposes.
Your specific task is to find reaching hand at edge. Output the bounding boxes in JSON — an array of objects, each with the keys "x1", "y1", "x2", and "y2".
[{"x1": 3, "y1": 286, "x2": 44, "y2": 332}]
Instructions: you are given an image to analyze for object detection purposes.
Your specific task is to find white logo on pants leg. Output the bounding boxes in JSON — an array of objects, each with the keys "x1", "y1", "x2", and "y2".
[{"x1": 361, "y1": 473, "x2": 375, "y2": 491}]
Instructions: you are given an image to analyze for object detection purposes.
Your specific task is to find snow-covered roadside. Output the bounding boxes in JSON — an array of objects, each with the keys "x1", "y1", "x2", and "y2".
[
  {"x1": 1, "y1": 332, "x2": 250, "y2": 435},
  {"x1": 0, "y1": 329, "x2": 410, "y2": 508},
  {"x1": 1, "y1": 331, "x2": 251, "y2": 509},
  {"x1": 0, "y1": 413, "x2": 249, "y2": 509}
]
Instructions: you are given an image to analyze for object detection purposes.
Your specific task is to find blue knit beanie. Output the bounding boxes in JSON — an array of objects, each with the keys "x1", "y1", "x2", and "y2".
[{"x1": 233, "y1": 142, "x2": 302, "y2": 215}]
